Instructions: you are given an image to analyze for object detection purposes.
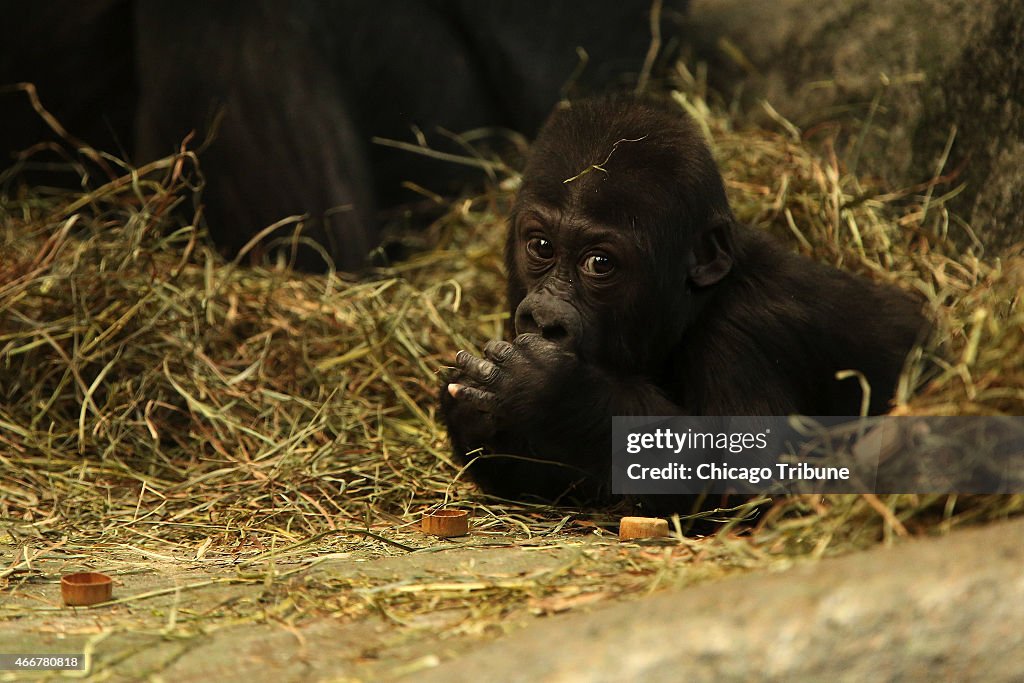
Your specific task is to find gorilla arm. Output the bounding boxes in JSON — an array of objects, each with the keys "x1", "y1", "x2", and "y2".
[{"x1": 441, "y1": 333, "x2": 684, "y2": 501}]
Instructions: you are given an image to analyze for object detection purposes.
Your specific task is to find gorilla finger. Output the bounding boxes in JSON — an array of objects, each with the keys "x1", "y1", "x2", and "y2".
[
  {"x1": 457, "y1": 354, "x2": 500, "y2": 384},
  {"x1": 483, "y1": 339, "x2": 515, "y2": 362},
  {"x1": 454, "y1": 349, "x2": 476, "y2": 368},
  {"x1": 447, "y1": 383, "x2": 498, "y2": 410},
  {"x1": 513, "y1": 332, "x2": 547, "y2": 346},
  {"x1": 512, "y1": 332, "x2": 561, "y2": 354},
  {"x1": 438, "y1": 366, "x2": 462, "y2": 384}
]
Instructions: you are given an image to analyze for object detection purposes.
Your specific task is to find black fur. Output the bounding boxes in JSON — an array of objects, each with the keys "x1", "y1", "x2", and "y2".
[{"x1": 441, "y1": 97, "x2": 929, "y2": 505}]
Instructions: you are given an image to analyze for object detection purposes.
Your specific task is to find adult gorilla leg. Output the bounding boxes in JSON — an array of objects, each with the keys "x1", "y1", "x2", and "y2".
[{"x1": 134, "y1": 2, "x2": 375, "y2": 271}]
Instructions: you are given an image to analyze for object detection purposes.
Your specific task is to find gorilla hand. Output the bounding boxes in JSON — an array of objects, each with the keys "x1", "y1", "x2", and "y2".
[{"x1": 447, "y1": 334, "x2": 581, "y2": 432}]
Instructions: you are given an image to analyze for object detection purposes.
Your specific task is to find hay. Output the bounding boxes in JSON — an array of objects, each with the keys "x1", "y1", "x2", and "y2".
[
  {"x1": 0, "y1": 144, "x2": 511, "y2": 552},
  {"x1": 1, "y1": 75, "x2": 1022, "y2": 615}
]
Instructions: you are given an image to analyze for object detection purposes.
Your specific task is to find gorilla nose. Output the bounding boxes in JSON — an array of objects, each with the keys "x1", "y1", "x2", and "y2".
[
  {"x1": 540, "y1": 323, "x2": 570, "y2": 343},
  {"x1": 518, "y1": 313, "x2": 569, "y2": 342},
  {"x1": 514, "y1": 300, "x2": 581, "y2": 349}
]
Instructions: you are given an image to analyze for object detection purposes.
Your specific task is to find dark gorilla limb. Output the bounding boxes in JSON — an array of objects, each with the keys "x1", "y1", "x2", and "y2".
[
  {"x1": 441, "y1": 97, "x2": 930, "y2": 507},
  {"x1": 134, "y1": 0, "x2": 541, "y2": 270},
  {"x1": 134, "y1": 3, "x2": 379, "y2": 271}
]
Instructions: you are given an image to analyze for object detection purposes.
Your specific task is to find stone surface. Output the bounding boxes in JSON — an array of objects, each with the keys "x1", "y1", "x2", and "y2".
[
  {"x1": 416, "y1": 518, "x2": 1024, "y2": 682},
  {"x1": 685, "y1": 0, "x2": 1024, "y2": 254}
]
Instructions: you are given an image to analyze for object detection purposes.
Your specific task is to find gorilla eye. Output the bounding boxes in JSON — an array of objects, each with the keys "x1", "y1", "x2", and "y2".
[
  {"x1": 581, "y1": 253, "x2": 615, "y2": 276},
  {"x1": 526, "y1": 237, "x2": 555, "y2": 261}
]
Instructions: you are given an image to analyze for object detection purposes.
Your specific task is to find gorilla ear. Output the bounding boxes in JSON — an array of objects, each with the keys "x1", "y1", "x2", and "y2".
[{"x1": 688, "y1": 218, "x2": 734, "y2": 287}]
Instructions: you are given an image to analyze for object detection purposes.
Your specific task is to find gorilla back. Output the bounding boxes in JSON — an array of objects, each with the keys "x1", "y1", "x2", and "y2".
[{"x1": 441, "y1": 97, "x2": 929, "y2": 506}]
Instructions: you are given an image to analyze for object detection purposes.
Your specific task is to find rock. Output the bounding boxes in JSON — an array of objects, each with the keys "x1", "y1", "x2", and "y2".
[
  {"x1": 413, "y1": 518, "x2": 1024, "y2": 682},
  {"x1": 683, "y1": 0, "x2": 1024, "y2": 254}
]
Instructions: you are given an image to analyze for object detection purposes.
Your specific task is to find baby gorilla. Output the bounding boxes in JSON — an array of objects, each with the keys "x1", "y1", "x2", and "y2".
[{"x1": 440, "y1": 97, "x2": 928, "y2": 505}]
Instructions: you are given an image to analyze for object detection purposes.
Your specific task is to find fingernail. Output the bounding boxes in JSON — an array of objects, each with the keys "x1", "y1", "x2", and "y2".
[{"x1": 447, "y1": 383, "x2": 460, "y2": 398}]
